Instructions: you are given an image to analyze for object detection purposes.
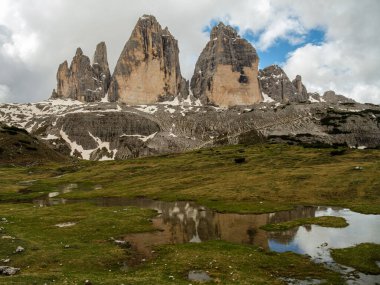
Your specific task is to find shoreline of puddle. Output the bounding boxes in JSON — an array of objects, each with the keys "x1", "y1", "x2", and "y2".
[
  {"x1": 2, "y1": 188, "x2": 378, "y2": 285},
  {"x1": 30, "y1": 195, "x2": 380, "y2": 284}
]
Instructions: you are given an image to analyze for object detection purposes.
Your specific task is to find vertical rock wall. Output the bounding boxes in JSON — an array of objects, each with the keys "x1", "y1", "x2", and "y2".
[
  {"x1": 190, "y1": 23, "x2": 262, "y2": 107},
  {"x1": 108, "y1": 15, "x2": 188, "y2": 104}
]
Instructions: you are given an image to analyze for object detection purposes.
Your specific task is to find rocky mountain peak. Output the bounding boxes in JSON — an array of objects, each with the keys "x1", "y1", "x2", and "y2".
[
  {"x1": 210, "y1": 22, "x2": 239, "y2": 40},
  {"x1": 190, "y1": 23, "x2": 262, "y2": 107},
  {"x1": 108, "y1": 15, "x2": 188, "y2": 104},
  {"x1": 52, "y1": 42, "x2": 111, "y2": 102},
  {"x1": 75, "y1": 47, "x2": 83, "y2": 57}
]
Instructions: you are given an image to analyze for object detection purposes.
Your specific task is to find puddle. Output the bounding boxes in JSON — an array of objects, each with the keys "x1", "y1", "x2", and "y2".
[
  {"x1": 32, "y1": 197, "x2": 380, "y2": 284},
  {"x1": 188, "y1": 270, "x2": 212, "y2": 282}
]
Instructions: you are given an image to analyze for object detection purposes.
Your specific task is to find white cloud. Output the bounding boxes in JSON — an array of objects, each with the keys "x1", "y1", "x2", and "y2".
[
  {"x1": 282, "y1": 0, "x2": 380, "y2": 103},
  {"x1": 0, "y1": 0, "x2": 379, "y2": 104}
]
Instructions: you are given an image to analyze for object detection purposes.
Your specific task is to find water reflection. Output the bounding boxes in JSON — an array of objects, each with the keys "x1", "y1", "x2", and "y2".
[
  {"x1": 33, "y1": 197, "x2": 380, "y2": 284},
  {"x1": 88, "y1": 198, "x2": 319, "y2": 253}
]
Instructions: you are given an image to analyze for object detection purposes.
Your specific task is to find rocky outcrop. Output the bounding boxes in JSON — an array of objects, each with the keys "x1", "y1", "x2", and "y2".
[
  {"x1": 92, "y1": 42, "x2": 111, "y2": 99},
  {"x1": 322, "y1": 91, "x2": 356, "y2": 104},
  {"x1": 258, "y1": 65, "x2": 310, "y2": 103},
  {"x1": 292, "y1": 75, "x2": 308, "y2": 102},
  {"x1": 108, "y1": 15, "x2": 188, "y2": 104},
  {"x1": 191, "y1": 23, "x2": 262, "y2": 107},
  {"x1": 2, "y1": 98, "x2": 379, "y2": 161},
  {"x1": 52, "y1": 42, "x2": 111, "y2": 102},
  {"x1": 259, "y1": 65, "x2": 295, "y2": 102}
]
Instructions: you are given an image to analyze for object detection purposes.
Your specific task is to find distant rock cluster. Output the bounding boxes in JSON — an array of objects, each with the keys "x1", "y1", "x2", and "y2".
[{"x1": 52, "y1": 15, "x2": 339, "y2": 107}]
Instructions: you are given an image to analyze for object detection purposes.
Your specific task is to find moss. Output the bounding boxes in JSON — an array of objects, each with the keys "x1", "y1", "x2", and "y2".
[
  {"x1": 260, "y1": 216, "x2": 348, "y2": 231},
  {"x1": 331, "y1": 243, "x2": 380, "y2": 274}
]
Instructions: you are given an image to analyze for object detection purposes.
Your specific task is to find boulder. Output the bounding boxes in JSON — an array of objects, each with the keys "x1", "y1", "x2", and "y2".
[{"x1": 0, "y1": 266, "x2": 20, "y2": 276}]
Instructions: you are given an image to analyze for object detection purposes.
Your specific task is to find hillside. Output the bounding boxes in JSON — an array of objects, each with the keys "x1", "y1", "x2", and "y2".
[{"x1": 0, "y1": 123, "x2": 69, "y2": 166}]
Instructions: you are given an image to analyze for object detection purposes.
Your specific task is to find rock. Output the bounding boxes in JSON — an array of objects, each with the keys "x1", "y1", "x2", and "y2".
[
  {"x1": 322, "y1": 90, "x2": 356, "y2": 104},
  {"x1": 292, "y1": 75, "x2": 308, "y2": 102},
  {"x1": 0, "y1": 266, "x2": 20, "y2": 276},
  {"x1": 53, "y1": 43, "x2": 111, "y2": 102},
  {"x1": 258, "y1": 65, "x2": 297, "y2": 103},
  {"x1": 15, "y1": 246, "x2": 24, "y2": 253},
  {"x1": 190, "y1": 22, "x2": 262, "y2": 107},
  {"x1": 92, "y1": 42, "x2": 111, "y2": 100},
  {"x1": 108, "y1": 15, "x2": 188, "y2": 104}
]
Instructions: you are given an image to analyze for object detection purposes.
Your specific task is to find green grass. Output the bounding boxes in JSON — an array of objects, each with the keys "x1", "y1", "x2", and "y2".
[
  {"x1": 0, "y1": 201, "x2": 343, "y2": 284},
  {"x1": 1, "y1": 144, "x2": 379, "y2": 214},
  {"x1": 331, "y1": 243, "x2": 380, "y2": 274},
  {"x1": 260, "y1": 216, "x2": 348, "y2": 231},
  {"x1": 1, "y1": 144, "x2": 378, "y2": 283}
]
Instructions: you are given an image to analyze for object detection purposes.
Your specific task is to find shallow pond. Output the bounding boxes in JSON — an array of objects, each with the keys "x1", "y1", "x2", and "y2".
[{"x1": 34, "y1": 197, "x2": 380, "y2": 284}]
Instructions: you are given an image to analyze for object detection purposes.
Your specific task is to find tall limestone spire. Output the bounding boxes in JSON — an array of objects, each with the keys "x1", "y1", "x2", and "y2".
[
  {"x1": 190, "y1": 22, "x2": 262, "y2": 107},
  {"x1": 108, "y1": 15, "x2": 188, "y2": 104}
]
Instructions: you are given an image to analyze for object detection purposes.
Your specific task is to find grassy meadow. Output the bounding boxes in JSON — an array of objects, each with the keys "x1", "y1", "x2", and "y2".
[{"x1": 0, "y1": 143, "x2": 379, "y2": 284}]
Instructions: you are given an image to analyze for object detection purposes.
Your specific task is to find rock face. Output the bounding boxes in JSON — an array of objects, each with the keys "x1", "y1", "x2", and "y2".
[
  {"x1": 259, "y1": 66, "x2": 310, "y2": 103},
  {"x1": 191, "y1": 23, "x2": 262, "y2": 107},
  {"x1": 2, "y1": 98, "x2": 379, "y2": 161},
  {"x1": 259, "y1": 65, "x2": 294, "y2": 102},
  {"x1": 292, "y1": 75, "x2": 308, "y2": 102},
  {"x1": 108, "y1": 15, "x2": 188, "y2": 104},
  {"x1": 52, "y1": 42, "x2": 111, "y2": 102}
]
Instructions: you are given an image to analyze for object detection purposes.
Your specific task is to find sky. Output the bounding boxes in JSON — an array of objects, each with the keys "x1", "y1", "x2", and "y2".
[{"x1": 0, "y1": 0, "x2": 379, "y2": 104}]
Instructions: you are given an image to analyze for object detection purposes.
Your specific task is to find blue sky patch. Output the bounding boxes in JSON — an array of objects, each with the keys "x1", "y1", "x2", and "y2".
[{"x1": 202, "y1": 20, "x2": 325, "y2": 69}]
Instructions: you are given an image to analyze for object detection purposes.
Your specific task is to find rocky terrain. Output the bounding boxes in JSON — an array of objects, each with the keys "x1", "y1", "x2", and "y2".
[
  {"x1": 1, "y1": 15, "x2": 379, "y2": 161},
  {"x1": 0, "y1": 96, "x2": 379, "y2": 161}
]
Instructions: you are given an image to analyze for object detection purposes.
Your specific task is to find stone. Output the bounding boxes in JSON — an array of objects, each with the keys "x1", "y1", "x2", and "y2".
[
  {"x1": 322, "y1": 90, "x2": 356, "y2": 104},
  {"x1": 92, "y1": 42, "x2": 111, "y2": 100},
  {"x1": 53, "y1": 43, "x2": 111, "y2": 102},
  {"x1": 108, "y1": 15, "x2": 188, "y2": 104},
  {"x1": 15, "y1": 246, "x2": 24, "y2": 253},
  {"x1": 0, "y1": 266, "x2": 20, "y2": 276},
  {"x1": 258, "y1": 65, "x2": 298, "y2": 103},
  {"x1": 191, "y1": 23, "x2": 262, "y2": 107}
]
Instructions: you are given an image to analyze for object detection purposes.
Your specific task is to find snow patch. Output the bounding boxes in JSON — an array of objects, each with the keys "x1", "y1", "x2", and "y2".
[
  {"x1": 135, "y1": 105, "x2": 158, "y2": 114},
  {"x1": 262, "y1": 93, "x2": 274, "y2": 103},
  {"x1": 309, "y1": 96, "x2": 319, "y2": 103},
  {"x1": 120, "y1": 132, "x2": 157, "y2": 142},
  {"x1": 41, "y1": 134, "x2": 59, "y2": 140},
  {"x1": 100, "y1": 93, "x2": 109, "y2": 103}
]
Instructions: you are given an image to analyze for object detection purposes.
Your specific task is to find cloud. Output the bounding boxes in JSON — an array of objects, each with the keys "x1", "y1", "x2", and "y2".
[
  {"x1": 0, "y1": 0, "x2": 379, "y2": 104},
  {"x1": 282, "y1": 0, "x2": 380, "y2": 103}
]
